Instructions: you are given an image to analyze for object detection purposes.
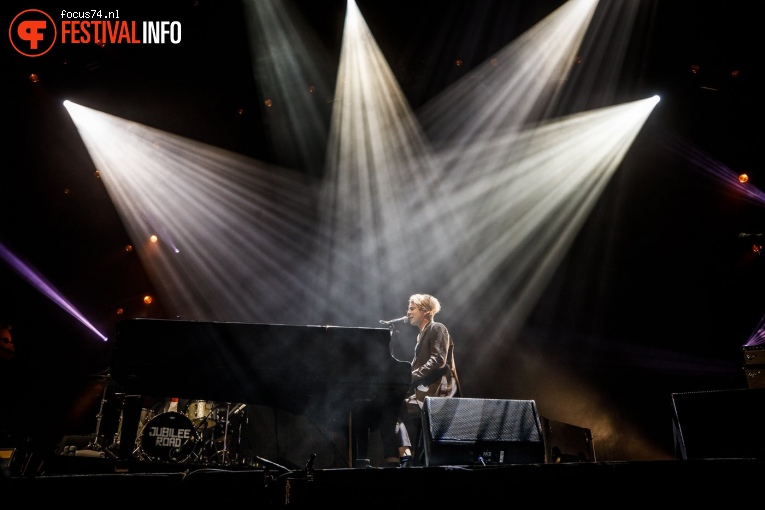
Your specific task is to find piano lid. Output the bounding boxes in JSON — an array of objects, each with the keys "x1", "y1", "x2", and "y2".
[{"x1": 110, "y1": 318, "x2": 410, "y2": 418}]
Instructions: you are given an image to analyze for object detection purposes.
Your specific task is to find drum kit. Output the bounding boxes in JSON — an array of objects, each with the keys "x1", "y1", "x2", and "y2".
[{"x1": 108, "y1": 398, "x2": 249, "y2": 465}]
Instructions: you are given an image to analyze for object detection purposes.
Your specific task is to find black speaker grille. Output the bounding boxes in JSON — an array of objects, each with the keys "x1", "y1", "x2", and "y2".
[{"x1": 424, "y1": 397, "x2": 542, "y2": 443}]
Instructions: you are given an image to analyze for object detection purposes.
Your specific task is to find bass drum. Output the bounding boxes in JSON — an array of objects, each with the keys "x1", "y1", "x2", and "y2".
[{"x1": 140, "y1": 412, "x2": 198, "y2": 463}]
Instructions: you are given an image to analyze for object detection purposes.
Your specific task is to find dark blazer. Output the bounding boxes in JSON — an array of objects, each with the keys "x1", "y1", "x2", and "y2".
[{"x1": 410, "y1": 321, "x2": 461, "y2": 407}]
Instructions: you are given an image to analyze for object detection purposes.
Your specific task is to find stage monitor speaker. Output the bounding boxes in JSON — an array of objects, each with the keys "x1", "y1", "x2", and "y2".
[
  {"x1": 540, "y1": 417, "x2": 596, "y2": 463},
  {"x1": 422, "y1": 397, "x2": 545, "y2": 467},
  {"x1": 672, "y1": 387, "x2": 765, "y2": 460}
]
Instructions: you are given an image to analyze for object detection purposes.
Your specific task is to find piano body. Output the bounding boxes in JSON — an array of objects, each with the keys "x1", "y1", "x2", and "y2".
[{"x1": 110, "y1": 318, "x2": 410, "y2": 469}]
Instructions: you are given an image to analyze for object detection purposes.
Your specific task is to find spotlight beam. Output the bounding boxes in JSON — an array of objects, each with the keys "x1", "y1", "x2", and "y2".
[{"x1": 0, "y1": 241, "x2": 108, "y2": 341}]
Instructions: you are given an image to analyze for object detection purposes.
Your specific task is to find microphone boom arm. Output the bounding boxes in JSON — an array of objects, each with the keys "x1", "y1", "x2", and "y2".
[{"x1": 379, "y1": 316, "x2": 408, "y2": 325}]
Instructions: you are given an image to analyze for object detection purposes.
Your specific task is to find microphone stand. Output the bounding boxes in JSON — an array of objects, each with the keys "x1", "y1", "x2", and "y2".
[{"x1": 304, "y1": 453, "x2": 317, "y2": 482}]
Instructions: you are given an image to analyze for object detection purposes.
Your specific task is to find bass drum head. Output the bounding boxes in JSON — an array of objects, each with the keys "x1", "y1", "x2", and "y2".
[{"x1": 140, "y1": 412, "x2": 197, "y2": 463}]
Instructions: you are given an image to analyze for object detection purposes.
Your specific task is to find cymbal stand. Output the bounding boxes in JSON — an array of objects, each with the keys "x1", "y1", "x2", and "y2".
[
  {"x1": 224, "y1": 403, "x2": 248, "y2": 465},
  {"x1": 219, "y1": 403, "x2": 231, "y2": 465},
  {"x1": 188, "y1": 418, "x2": 213, "y2": 464},
  {"x1": 87, "y1": 374, "x2": 111, "y2": 451},
  {"x1": 102, "y1": 392, "x2": 125, "y2": 459},
  {"x1": 103, "y1": 409, "x2": 123, "y2": 459}
]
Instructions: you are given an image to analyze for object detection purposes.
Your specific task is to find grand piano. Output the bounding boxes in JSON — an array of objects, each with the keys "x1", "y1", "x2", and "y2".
[{"x1": 110, "y1": 318, "x2": 411, "y2": 469}]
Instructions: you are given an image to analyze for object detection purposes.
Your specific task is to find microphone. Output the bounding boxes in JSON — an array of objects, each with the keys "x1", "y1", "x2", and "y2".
[
  {"x1": 380, "y1": 316, "x2": 409, "y2": 325},
  {"x1": 305, "y1": 452, "x2": 317, "y2": 471}
]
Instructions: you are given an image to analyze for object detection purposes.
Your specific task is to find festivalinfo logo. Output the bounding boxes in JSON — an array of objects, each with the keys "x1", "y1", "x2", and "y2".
[{"x1": 9, "y1": 9, "x2": 182, "y2": 57}]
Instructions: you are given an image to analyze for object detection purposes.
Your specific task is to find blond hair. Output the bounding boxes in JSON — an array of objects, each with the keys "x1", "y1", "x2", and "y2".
[{"x1": 409, "y1": 293, "x2": 441, "y2": 317}]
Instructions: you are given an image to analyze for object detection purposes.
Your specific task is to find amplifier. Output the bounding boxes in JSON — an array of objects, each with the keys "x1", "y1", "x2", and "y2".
[
  {"x1": 744, "y1": 368, "x2": 765, "y2": 389},
  {"x1": 743, "y1": 345, "x2": 765, "y2": 366}
]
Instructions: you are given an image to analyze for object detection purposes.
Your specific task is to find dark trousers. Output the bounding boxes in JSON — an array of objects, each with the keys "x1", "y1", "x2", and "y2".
[{"x1": 380, "y1": 394, "x2": 423, "y2": 464}]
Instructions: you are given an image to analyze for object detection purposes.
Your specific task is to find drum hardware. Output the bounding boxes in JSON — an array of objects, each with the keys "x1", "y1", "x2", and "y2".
[
  {"x1": 95, "y1": 396, "x2": 244, "y2": 465},
  {"x1": 185, "y1": 402, "x2": 247, "y2": 466},
  {"x1": 85, "y1": 372, "x2": 114, "y2": 452},
  {"x1": 130, "y1": 407, "x2": 158, "y2": 460},
  {"x1": 215, "y1": 403, "x2": 231, "y2": 465},
  {"x1": 190, "y1": 407, "x2": 233, "y2": 465},
  {"x1": 104, "y1": 396, "x2": 158, "y2": 460},
  {"x1": 102, "y1": 391, "x2": 125, "y2": 459},
  {"x1": 102, "y1": 411, "x2": 123, "y2": 459},
  {"x1": 219, "y1": 402, "x2": 250, "y2": 466},
  {"x1": 109, "y1": 400, "x2": 250, "y2": 466}
]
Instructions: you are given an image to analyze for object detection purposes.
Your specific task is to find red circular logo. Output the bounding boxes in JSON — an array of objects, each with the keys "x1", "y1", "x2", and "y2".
[{"x1": 9, "y1": 9, "x2": 57, "y2": 57}]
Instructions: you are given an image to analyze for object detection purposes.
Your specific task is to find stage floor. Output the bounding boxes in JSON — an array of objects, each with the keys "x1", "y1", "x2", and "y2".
[{"x1": 4, "y1": 456, "x2": 765, "y2": 506}]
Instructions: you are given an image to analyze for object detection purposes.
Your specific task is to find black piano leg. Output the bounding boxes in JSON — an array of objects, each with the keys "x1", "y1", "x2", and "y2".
[
  {"x1": 116, "y1": 394, "x2": 142, "y2": 471},
  {"x1": 352, "y1": 399, "x2": 372, "y2": 468}
]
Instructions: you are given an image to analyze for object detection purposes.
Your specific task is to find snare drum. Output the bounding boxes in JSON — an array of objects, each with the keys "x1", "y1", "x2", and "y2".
[
  {"x1": 140, "y1": 412, "x2": 197, "y2": 463},
  {"x1": 186, "y1": 400, "x2": 217, "y2": 427}
]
